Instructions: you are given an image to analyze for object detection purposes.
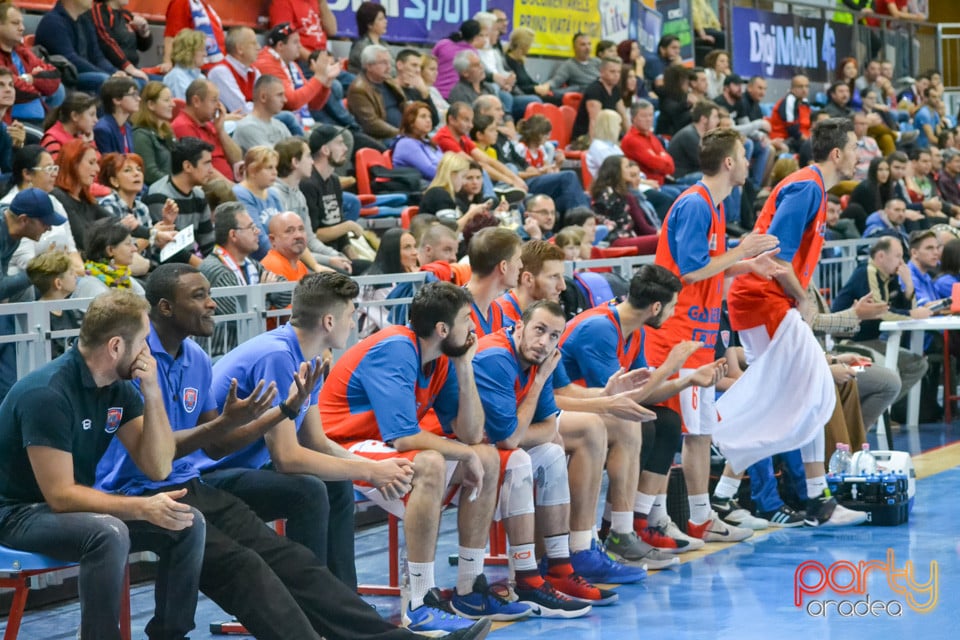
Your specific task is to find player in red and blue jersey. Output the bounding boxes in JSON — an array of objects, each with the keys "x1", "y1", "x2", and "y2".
[
  {"x1": 464, "y1": 227, "x2": 522, "y2": 337},
  {"x1": 319, "y1": 281, "x2": 531, "y2": 628},
  {"x1": 495, "y1": 240, "x2": 568, "y2": 328}
]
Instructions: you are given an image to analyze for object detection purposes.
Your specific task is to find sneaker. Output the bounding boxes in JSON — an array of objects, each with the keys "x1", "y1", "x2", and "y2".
[
  {"x1": 568, "y1": 540, "x2": 647, "y2": 584},
  {"x1": 760, "y1": 504, "x2": 806, "y2": 528},
  {"x1": 804, "y1": 492, "x2": 868, "y2": 527},
  {"x1": 898, "y1": 130, "x2": 920, "y2": 145},
  {"x1": 686, "y1": 511, "x2": 754, "y2": 542},
  {"x1": 450, "y1": 574, "x2": 531, "y2": 621},
  {"x1": 545, "y1": 571, "x2": 618, "y2": 605},
  {"x1": 445, "y1": 618, "x2": 493, "y2": 640},
  {"x1": 404, "y1": 589, "x2": 477, "y2": 637},
  {"x1": 515, "y1": 580, "x2": 592, "y2": 618},
  {"x1": 493, "y1": 185, "x2": 527, "y2": 204},
  {"x1": 637, "y1": 516, "x2": 704, "y2": 553},
  {"x1": 711, "y1": 498, "x2": 769, "y2": 530},
  {"x1": 604, "y1": 531, "x2": 681, "y2": 570}
]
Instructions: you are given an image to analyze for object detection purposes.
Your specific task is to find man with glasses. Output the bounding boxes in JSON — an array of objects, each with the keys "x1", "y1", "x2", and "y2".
[
  {"x1": 769, "y1": 74, "x2": 812, "y2": 154},
  {"x1": 93, "y1": 75, "x2": 141, "y2": 155},
  {"x1": 519, "y1": 194, "x2": 557, "y2": 241},
  {"x1": 346, "y1": 44, "x2": 406, "y2": 145}
]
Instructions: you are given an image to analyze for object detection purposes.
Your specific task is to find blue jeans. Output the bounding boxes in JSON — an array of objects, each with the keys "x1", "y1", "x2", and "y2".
[
  {"x1": 0, "y1": 502, "x2": 205, "y2": 640},
  {"x1": 276, "y1": 111, "x2": 304, "y2": 136},
  {"x1": 510, "y1": 94, "x2": 542, "y2": 121},
  {"x1": 527, "y1": 170, "x2": 591, "y2": 215},
  {"x1": 77, "y1": 71, "x2": 111, "y2": 94},
  {"x1": 312, "y1": 78, "x2": 359, "y2": 128},
  {"x1": 747, "y1": 138, "x2": 770, "y2": 191},
  {"x1": 747, "y1": 450, "x2": 807, "y2": 513},
  {"x1": 11, "y1": 84, "x2": 66, "y2": 121}
]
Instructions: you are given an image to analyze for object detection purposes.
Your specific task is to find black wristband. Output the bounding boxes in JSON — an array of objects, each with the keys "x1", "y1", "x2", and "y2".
[{"x1": 278, "y1": 401, "x2": 298, "y2": 420}]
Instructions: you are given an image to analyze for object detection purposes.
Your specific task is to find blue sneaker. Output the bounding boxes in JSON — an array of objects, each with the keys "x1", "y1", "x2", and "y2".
[
  {"x1": 404, "y1": 588, "x2": 476, "y2": 637},
  {"x1": 570, "y1": 540, "x2": 647, "y2": 584},
  {"x1": 450, "y1": 574, "x2": 532, "y2": 621}
]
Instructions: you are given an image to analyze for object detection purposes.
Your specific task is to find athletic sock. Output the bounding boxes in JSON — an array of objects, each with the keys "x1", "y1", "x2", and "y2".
[
  {"x1": 806, "y1": 475, "x2": 828, "y2": 499},
  {"x1": 648, "y1": 493, "x2": 668, "y2": 523},
  {"x1": 633, "y1": 492, "x2": 655, "y2": 519},
  {"x1": 512, "y1": 543, "x2": 543, "y2": 589},
  {"x1": 569, "y1": 529, "x2": 593, "y2": 553},
  {"x1": 610, "y1": 511, "x2": 633, "y2": 534},
  {"x1": 688, "y1": 493, "x2": 711, "y2": 524},
  {"x1": 409, "y1": 561, "x2": 435, "y2": 610},
  {"x1": 713, "y1": 475, "x2": 742, "y2": 501},
  {"x1": 456, "y1": 546, "x2": 485, "y2": 596}
]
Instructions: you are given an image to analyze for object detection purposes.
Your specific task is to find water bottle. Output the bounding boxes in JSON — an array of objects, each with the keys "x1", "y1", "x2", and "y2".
[
  {"x1": 828, "y1": 443, "x2": 849, "y2": 475},
  {"x1": 852, "y1": 443, "x2": 879, "y2": 475}
]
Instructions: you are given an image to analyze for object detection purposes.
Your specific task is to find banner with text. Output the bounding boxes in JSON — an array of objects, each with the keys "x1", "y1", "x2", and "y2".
[
  {"x1": 656, "y1": 0, "x2": 694, "y2": 64},
  {"x1": 732, "y1": 6, "x2": 855, "y2": 83}
]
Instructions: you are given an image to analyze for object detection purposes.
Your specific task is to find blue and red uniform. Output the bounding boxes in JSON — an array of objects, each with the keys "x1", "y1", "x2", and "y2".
[
  {"x1": 496, "y1": 290, "x2": 524, "y2": 328},
  {"x1": 319, "y1": 326, "x2": 459, "y2": 445},
  {"x1": 644, "y1": 182, "x2": 726, "y2": 369},
  {"x1": 559, "y1": 303, "x2": 645, "y2": 388},
  {"x1": 727, "y1": 166, "x2": 827, "y2": 335},
  {"x1": 470, "y1": 299, "x2": 507, "y2": 338}
]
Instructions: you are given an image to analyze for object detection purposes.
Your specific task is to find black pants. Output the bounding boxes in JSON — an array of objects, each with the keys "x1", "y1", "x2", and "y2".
[
  {"x1": 202, "y1": 468, "x2": 358, "y2": 590},
  {"x1": 152, "y1": 479, "x2": 417, "y2": 640},
  {"x1": 641, "y1": 406, "x2": 683, "y2": 475}
]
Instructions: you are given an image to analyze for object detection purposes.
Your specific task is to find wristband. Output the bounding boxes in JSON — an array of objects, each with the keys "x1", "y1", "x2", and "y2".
[{"x1": 278, "y1": 401, "x2": 298, "y2": 420}]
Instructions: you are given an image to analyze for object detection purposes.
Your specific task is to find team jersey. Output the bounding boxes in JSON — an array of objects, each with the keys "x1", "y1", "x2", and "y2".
[
  {"x1": 470, "y1": 299, "x2": 507, "y2": 338},
  {"x1": 644, "y1": 182, "x2": 726, "y2": 368},
  {"x1": 728, "y1": 166, "x2": 827, "y2": 334},
  {"x1": 473, "y1": 329, "x2": 559, "y2": 444},
  {"x1": 496, "y1": 290, "x2": 524, "y2": 327},
  {"x1": 559, "y1": 303, "x2": 646, "y2": 388},
  {"x1": 319, "y1": 326, "x2": 459, "y2": 444}
]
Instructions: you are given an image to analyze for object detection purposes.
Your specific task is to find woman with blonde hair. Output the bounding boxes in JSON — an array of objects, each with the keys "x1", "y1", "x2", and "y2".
[
  {"x1": 163, "y1": 29, "x2": 206, "y2": 99},
  {"x1": 586, "y1": 109, "x2": 624, "y2": 177},
  {"x1": 504, "y1": 27, "x2": 557, "y2": 104},
  {"x1": 132, "y1": 82, "x2": 177, "y2": 184},
  {"x1": 420, "y1": 152, "x2": 489, "y2": 230},
  {"x1": 233, "y1": 146, "x2": 282, "y2": 260},
  {"x1": 420, "y1": 54, "x2": 449, "y2": 123}
]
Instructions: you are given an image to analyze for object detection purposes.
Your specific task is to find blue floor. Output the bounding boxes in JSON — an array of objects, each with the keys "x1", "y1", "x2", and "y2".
[{"x1": 4, "y1": 420, "x2": 959, "y2": 639}]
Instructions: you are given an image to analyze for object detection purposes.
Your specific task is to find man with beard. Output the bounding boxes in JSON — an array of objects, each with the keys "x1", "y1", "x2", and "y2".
[
  {"x1": 464, "y1": 226, "x2": 522, "y2": 338},
  {"x1": 716, "y1": 118, "x2": 868, "y2": 528},
  {"x1": 261, "y1": 211, "x2": 315, "y2": 281},
  {"x1": 197, "y1": 271, "x2": 414, "y2": 589},
  {"x1": 0, "y1": 290, "x2": 207, "y2": 640},
  {"x1": 96, "y1": 266, "x2": 492, "y2": 640},
  {"x1": 320, "y1": 282, "x2": 518, "y2": 634}
]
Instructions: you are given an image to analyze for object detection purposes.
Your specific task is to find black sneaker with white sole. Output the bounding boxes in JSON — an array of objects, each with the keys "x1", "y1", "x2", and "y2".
[
  {"x1": 515, "y1": 580, "x2": 592, "y2": 618},
  {"x1": 804, "y1": 492, "x2": 868, "y2": 527},
  {"x1": 759, "y1": 504, "x2": 806, "y2": 528}
]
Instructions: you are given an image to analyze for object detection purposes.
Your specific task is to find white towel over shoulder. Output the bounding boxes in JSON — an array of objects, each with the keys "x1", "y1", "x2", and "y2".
[{"x1": 714, "y1": 309, "x2": 835, "y2": 472}]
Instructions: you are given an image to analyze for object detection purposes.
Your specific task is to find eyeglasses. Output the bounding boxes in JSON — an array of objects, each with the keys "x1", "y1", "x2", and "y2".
[
  {"x1": 528, "y1": 209, "x2": 556, "y2": 216},
  {"x1": 125, "y1": 91, "x2": 141, "y2": 99},
  {"x1": 234, "y1": 223, "x2": 260, "y2": 233},
  {"x1": 32, "y1": 165, "x2": 59, "y2": 174}
]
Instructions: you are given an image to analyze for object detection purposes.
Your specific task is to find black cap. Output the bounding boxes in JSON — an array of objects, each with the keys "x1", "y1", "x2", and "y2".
[
  {"x1": 309, "y1": 125, "x2": 347, "y2": 154},
  {"x1": 266, "y1": 22, "x2": 298, "y2": 47},
  {"x1": 724, "y1": 74, "x2": 746, "y2": 86}
]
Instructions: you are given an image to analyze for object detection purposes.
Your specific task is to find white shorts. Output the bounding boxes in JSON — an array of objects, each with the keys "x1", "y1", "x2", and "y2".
[{"x1": 675, "y1": 368, "x2": 717, "y2": 436}]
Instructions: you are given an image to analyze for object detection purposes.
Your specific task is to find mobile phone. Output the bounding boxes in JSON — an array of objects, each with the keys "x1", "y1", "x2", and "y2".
[{"x1": 928, "y1": 297, "x2": 952, "y2": 313}]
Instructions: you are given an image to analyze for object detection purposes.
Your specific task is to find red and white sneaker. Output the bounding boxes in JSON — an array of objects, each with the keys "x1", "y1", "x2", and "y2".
[
  {"x1": 545, "y1": 571, "x2": 618, "y2": 606},
  {"x1": 637, "y1": 516, "x2": 705, "y2": 553},
  {"x1": 686, "y1": 511, "x2": 753, "y2": 542}
]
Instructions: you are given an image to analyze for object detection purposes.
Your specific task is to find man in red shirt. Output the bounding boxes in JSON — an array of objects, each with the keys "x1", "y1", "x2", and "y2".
[
  {"x1": 621, "y1": 99, "x2": 674, "y2": 187},
  {"x1": 269, "y1": 0, "x2": 336, "y2": 58},
  {"x1": 163, "y1": 0, "x2": 226, "y2": 72},
  {"x1": 0, "y1": 4, "x2": 63, "y2": 122},
  {"x1": 171, "y1": 78, "x2": 242, "y2": 182}
]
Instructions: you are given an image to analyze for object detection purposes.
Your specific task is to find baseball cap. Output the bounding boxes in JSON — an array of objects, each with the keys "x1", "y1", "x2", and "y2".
[
  {"x1": 10, "y1": 188, "x2": 67, "y2": 226},
  {"x1": 724, "y1": 74, "x2": 746, "y2": 86},
  {"x1": 309, "y1": 125, "x2": 347, "y2": 154},
  {"x1": 266, "y1": 22, "x2": 299, "y2": 47}
]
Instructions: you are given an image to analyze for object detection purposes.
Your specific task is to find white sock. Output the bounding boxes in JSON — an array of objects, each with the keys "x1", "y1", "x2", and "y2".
[
  {"x1": 408, "y1": 561, "x2": 435, "y2": 609},
  {"x1": 544, "y1": 534, "x2": 570, "y2": 560},
  {"x1": 648, "y1": 494, "x2": 668, "y2": 523},
  {"x1": 688, "y1": 493, "x2": 711, "y2": 524},
  {"x1": 714, "y1": 475, "x2": 742, "y2": 500},
  {"x1": 633, "y1": 492, "x2": 655, "y2": 518},
  {"x1": 602, "y1": 501, "x2": 612, "y2": 521},
  {"x1": 510, "y1": 543, "x2": 538, "y2": 572},
  {"x1": 456, "y1": 546, "x2": 485, "y2": 596},
  {"x1": 569, "y1": 529, "x2": 593, "y2": 553},
  {"x1": 610, "y1": 511, "x2": 633, "y2": 534},
  {"x1": 806, "y1": 476, "x2": 828, "y2": 499}
]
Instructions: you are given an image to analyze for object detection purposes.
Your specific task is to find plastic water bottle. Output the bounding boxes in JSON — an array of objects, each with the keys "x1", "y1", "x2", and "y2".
[
  {"x1": 828, "y1": 443, "x2": 850, "y2": 475},
  {"x1": 852, "y1": 443, "x2": 879, "y2": 475}
]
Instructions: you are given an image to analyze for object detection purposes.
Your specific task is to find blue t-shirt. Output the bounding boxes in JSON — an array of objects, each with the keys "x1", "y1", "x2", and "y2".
[
  {"x1": 912, "y1": 106, "x2": 939, "y2": 149},
  {"x1": 96, "y1": 325, "x2": 215, "y2": 495},
  {"x1": 934, "y1": 272, "x2": 959, "y2": 299},
  {"x1": 473, "y1": 330, "x2": 559, "y2": 444},
  {"x1": 765, "y1": 173, "x2": 823, "y2": 263},
  {"x1": 197, "y1": 323, "x2": 320, "y2": 472},
  {"x1": 560, "y1": 306, "x2": 646, "y2": 388},
  {"x1": 907, "y1": 260, "x2": 938, "y2": 306}
]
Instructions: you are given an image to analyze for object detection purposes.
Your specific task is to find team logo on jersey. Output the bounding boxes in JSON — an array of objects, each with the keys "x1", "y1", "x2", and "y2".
[
  {"x1": 105, "y1": 407, "x2": 123, "y2": 433},
  {"x1": 182, "y1": 387, "x2": 199, "y2": 413},
  {"x1": 81, "y1": 419, "x2": 92, "y2": 431},
  {"x1": 720, "y1": 330, "x2": 730, "y2": 349},
  {"x1": 816, "y1": 221, "x2": 827, "y2": 237}
]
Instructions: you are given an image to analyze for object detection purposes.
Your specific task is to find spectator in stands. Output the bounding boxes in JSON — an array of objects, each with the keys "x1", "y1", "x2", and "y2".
[
  {"x1": 395, "y1": 49, "x2": 439, "y2": 127},
  {"x1": 907, "y1": 229, "x2": 941, "y2": 305},
  {"x1": 643, "y1": 34, "x2": 680, "y2": 94},
  {"x1": 36, "y1": 0, "x2": 122, "y2": 93},
  {"x1": 233, "y1": 146, "x2": 282, "y2": 261},
  {"x1": 91, "y1": 0, "x2": 151, "y2": 83},
  {"x1": 1, "y1": 187, "x2": 65, "y2": 304},
  {"x1": 171, "y1": 78, "x2": 242, "y2": 182},
  {"x1": 393, "y1": 101, "x2": 444, "y2": 181},
  {"x1": 668, "y1": 100, "x2": 720, "y2": 181},
  {"x1": 25, "y1": 250, "x2": 81, "y2": 357},
  {"x1": 591, "y1": 155, "x2": 658, "y2": 254},
  {"x1": 909, "y1": 148, "x2": 949, "y2": 216},
  {"x1": 688, "y1": 67, "x2": 709, "y2": 104},
  {"x1": 913, "y1": 87, "x2": 943, "y2": 151},
  {"x1": 863, "y1": 197, "x2": 915, "y2": 247},
  {"x1": 692, "y1": 0, "x2": 725, "y2": 51},
  {"x1": 418, "y1": 221, "x2": 459, "y2": 266},
  {"x1": 823, "y1": 81, "x2": 854, "y2": 119},
  {"x1": 514, "y1": 114, "x2": 559, "y2": 172},
  {"x1": 208, "y1": 27, "x2": 261, "y2": 115},
  {"x1": 504, "y1": 27, "x2": 554, "y2": 105},
  {"x1": 836, "y1": 57, "x2": 863, "y2": 110},
  {"x1": 0, "y1": 67, "x2": 21, "y2": 176},
  {"x1": 621, "y1": 99, "x2": 675, "y2": 186},
  {"x1": 51, "y1": 139, "x2": 110, "y2": 252},
  {"x1": 825, "y1": 194, "x2": 860, "y2": 240},
  {"x1": 420, "y1": 152, "x2": 488, "y2": 228},
  {"x1": 618, "y1": 65, "x2": 638, "y2": 113},
  {"x1": 347, "y1": 44, "x2": 407, "y2": 145},
  {"x1": 653, "y1": 64, "x2": 693, "y2": 138},
  {"x1": 447, "y1": 50, "x2": 499, "y2": 112},
  {"x1": 0, "y1": 3, "x2": 64, "y2": 121},
  {"x1": 143, "y1": 136, "x2": 216, "y2": 264},
  {"x1": 420, "y1": 53, "x2": 449, "y2": 123},
  {"x1": 93, "y1": 76, "x2": 139, "y2": 155},
  {"x1": 713, "y1": 74, "x2": 747, "y2": 121},
  {"x1": 162, "y1": 0, "x2": 225, "y2": 72},
  {"x1": 769, "y1": 74, "x2": 812, "y2": 153},
  {"x1": 358, "y1": 227, "x2": 419, "y2": 336},
  {"x1": 40, "y1": 91, "x2": 98, "y2": 158},
  {"x1": 259, "y1": 209, "x2": 311, "y2": 281},
  {"x1": 432, "y1": 20, "x2": 483, "y2": 100},
  {"x1": 269, "y1": 0, "x2": 337, "y2": 62},
  {"x1": 555, "y1": 225, "x2": 588, "y2": 261},
  {"x1": 586, "y1": 109, "x2": 624, "y2": 178},
  {"x1": 851, "y1": 156, "x2": 893, "y2": 225},
  {"x1": 131, "y1": 81, "x2": 176, "y2": 185},
  {"x1": 74, "y1": 217, "x2": 146, "y2": 296},
  {"x1": 703, "y1": 50, "x2": 729, "y2": 100},
  {"x1": 617, "y1": 39, "x2": 647, "y2": 99},
  {"x1": 548, "y1": 32, "x2": 600, "y2": 96},
  {"x1": 856, "y1": 59, "x2": 883, "y2": 97},
  {"x1": 934, "y1": 237, "x2": 960, "y2": 298},
  {"x1": 851, "y1": 111, "x2": 883, "y2": 183},
  {"x1": 162, "y1": 29, "x2": 206, "y2": 100},
  {"x1": 518, "y1": 193, "x2": 557, "y2": 242},
  {"x1": 347, "y1": 1, "x2": 387, "y2": 75},
  {"x1": 272, "y1": 136, "x2": 350, "y2": 273},
  {"x1": 233, "y1": 76, "x2": 292, "y2": 153},
  {"x1": 572, "y1": 57, "x2": 626, "y2": 141}
]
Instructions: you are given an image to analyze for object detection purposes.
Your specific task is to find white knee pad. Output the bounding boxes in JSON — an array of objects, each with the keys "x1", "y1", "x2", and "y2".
[
  {"x1": 497, "y1": 449, "x2": 535, "y2": 520},
  {"x1": 529, "y1": 443, "x2": 570, "y2": 508}
]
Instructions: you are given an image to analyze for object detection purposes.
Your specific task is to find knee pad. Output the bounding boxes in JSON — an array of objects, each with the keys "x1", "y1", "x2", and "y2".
[
  {"x1": 498, "y1": 449, "x2": 535, "y2": 520},
  {"x1": 529, "y1": 443, "x2": 570, "y2": 508}
]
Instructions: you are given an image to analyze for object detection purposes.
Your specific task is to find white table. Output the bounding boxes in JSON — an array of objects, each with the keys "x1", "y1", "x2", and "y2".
[{"x1": 879, "y1": 316, "x2": 960, "y2": 452}]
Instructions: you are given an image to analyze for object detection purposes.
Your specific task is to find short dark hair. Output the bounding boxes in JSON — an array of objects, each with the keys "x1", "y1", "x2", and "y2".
[
  {"x1": 657, "y1": 35, "x2": 679, "y2": 51},
  {"x1": 909, "y1": 147, "x2": 931, "y2": 162},
  {"x1": 253, "y1": 74, "x2": 283, "y2": 99},
  {"x1": 185, "y1": 78, "x2": 212, "y2": 104},
  {"x1": 171, "y1": 137, "x2": 215, "y2": 174},
  {"x1": 627, "y1": 264, "x2": 682, "y2": 309},
  {"x1": 397, "y1": 48, "x2": 421, "y2": 64},
  {"x1": 470, "y1": 113, "x2": 496, "y2": 140},
  {"x1": 827, "y1": 81, "x2": 847, "y2": 97},
  {"x1": 447, "y1": 101, "x2": 472, "y2": 123},
  {"x1": 290, "y1": 272, "x2": 359, "y2": 330},
  {"x1": 869, "y1": 236, "x2": 897, "y2": 257},
  {"x1": 409, "y1": 281, "x2": 473, "y2": 339},
  {"x1": 886, "y1": 150, "x2": 909, "y2": 165},
  {"x1": 356, "y1": 1, "x2": 387, "y2": 37},
  {"x1": 811, "y1": 117, "x2": 854, "y2": 163},
  {"x1": 520, "y1": 299, "x2": 565, "y2": 325},
  {"x1": 145, "y1": 264, "x2": 201, "y2": 309},
  {"x1": 78, "y1": 290, "x2": 149, "y2": 350},
  {"x1": 700, "y1": 128, "x2": 743, "y2": 176},
  {"x1": 275, "y1": 136, "x2": 308, "y2": 178},
  {"x1": 940, "y1": 238, "x2": 960, "y2": 276},
  {"x1": 692, "y1": 100, "x2": 718, "y2": 124},
  {"x1": 85, "y1": 218, "x2": 132, "y2": 263},
  {"x1": 213, "y1": 201, "x2": 249, "y2": 246},
  {"x1": 908, "y1": 229, "x2": 937, "y2": 251},
  {"x1": 100, "y1": 76, "x2": 138, "y2": 115},
  {"x1": 563, "y1": 207, "x2": 596, "y2": 228},
  {"x1": 467, "y1": 226, "x2": 522, "y2": 277}
]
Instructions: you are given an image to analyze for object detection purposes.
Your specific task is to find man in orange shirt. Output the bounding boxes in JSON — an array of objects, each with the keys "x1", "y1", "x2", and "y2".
[{"x1": 261, "y1": 211, "x2": 329, "y2": 281}]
